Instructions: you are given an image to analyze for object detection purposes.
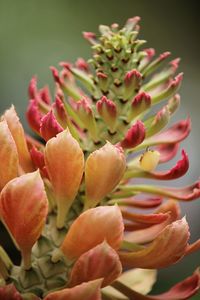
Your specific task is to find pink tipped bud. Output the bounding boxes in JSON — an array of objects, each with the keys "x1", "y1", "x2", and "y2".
[
  {"x1": 120, "y1": 120, "x2": 145, "y2": 149},
  {"x1": 77, "y1": 98, "x2": 92, "y2": 115},
  {"x1": 54, "y1": 96, "x2": 68, "y2": 122},
  {"x1": 129, "y1": 92, "x2": 151, "y2": 120},
  {"x1": 28, "y1": 76, "x2": 37, "y2": 99},
  {"x1": 50, "y1": 66, "x2": 63, "y2": 86},
  {"x1": 77, "y1": 98, "x2": 98, "y2": 140},
  {"x1": 26, "y1": 99, "x2": 43, "y2": 133},
  {"x1": 75, "y1": 58, "x2": 90, "y2": 73},
  {"x1": 159, "y1": 51, "x2": 171, "y2": 61},
  {"x1": 97, "y1": 72, "x2": 109, "y2": 92},
  {"x1": 83, "y1": 32, "x2": 97, "y2": 45},
  {"x1": 40, "y1": 111, "x2": 63, "y2": 142},
  {"x1": 96, "y1": 96, "x2": 117, "y2": 131},
  {"x1": 125, "y1": 16, "x2": 141, "y2": 32},
  {"x1": 142, "y1": 51, "x2": 171, "y2": 77},
  {"x1": 170, "y1": 73, "x2": 183, "y2": 89},
  {"x1": 144, "y1": 48, "x2": 155, "y2": 59},
  {"x1": 39, "y1": 86, "x2": 51, "y2": 104},
  {"x1": 124, "y1": 69, "x2": 142, "y2": 87},
  {"x1": 152, "y1": 73, "x2": 184, "y2": 104},
  {"x1": 169, "y1": 58, "x2": 180, "y2": 72},
  {"x1": 124, "y1": 70, "x2": 142, "y2": 99}
]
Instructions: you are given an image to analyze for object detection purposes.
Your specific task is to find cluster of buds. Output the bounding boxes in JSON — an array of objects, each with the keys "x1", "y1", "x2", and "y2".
[{"x1": 0, "y1": 16, "x2": 200, "y2": 299}]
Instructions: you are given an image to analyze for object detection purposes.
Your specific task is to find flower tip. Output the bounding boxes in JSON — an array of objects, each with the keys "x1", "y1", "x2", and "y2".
[
  {"x1": 170, "y1": 57, "x2": 181, "y2": 71},
  {"x1": 120, "y1": 120, "x2": 145, "y2": 149},
  {"x1": 40, "y1": 110, "x2": 63, "y2": 141},
  {"x1": 50, "y1": 66, "x2": 62, "y2": 85},
  {"x1": 28, "y1": 75, "x2": 37, "y2": 99},
  {"x1": 145, "y1": 48, "x2": 156, "y2": 57},
  {"x1": 159, "y1": 51, "x2": 171, "y2": 60}
]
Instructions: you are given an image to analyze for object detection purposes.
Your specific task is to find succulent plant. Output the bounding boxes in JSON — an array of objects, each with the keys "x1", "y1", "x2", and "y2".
[{"x1": 0, "y1": 16, "x2": 200, "y2": 300}]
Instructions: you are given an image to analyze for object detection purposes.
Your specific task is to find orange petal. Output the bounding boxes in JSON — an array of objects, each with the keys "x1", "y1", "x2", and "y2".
[
  {"x1": 69, "y1": 241, "x2": 122, "y2": 287},
  {"x1": 0, "y1": 171, "x2": 48, "y2": 269},
  {"x1": 44, "y1": 279, "x2": 102, "y2": 300},
  {"x1": 61, "y1": 205, "x2": 124, "y2": 260},
  {"x1": 124, "y1": 200, "x2": 180, "y2": 244},
  {"x1": 119, "y1": 217, "x2": 189, "y2": 269},
  {"x1": 3, "y1": 105, "x2": 34, "y2": 172},
  {"x1": 44, "y1": 129, "x2": 84, "y2": 228},
  {"x1": 85, "y1": 142, "x2": 126, "y2": 208},
  {"x1": 0, "y1": 120, "x2": 19, "y2": 190}
]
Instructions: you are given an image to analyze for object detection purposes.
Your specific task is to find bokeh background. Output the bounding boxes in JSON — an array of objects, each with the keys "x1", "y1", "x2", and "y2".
[{"x1": 0, "y1": 0, "x2": 200, "y2": 298}]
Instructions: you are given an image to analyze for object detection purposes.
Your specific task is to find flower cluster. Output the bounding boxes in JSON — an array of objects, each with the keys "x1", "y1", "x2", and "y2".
[{"x1": 0, "y1": 16, "x2": 200, "y2": 300}]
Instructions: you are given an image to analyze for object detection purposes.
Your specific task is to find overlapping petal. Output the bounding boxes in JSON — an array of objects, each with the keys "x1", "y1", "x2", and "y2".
[
  {"x1": 44, "y1": 129, "x2": 84, "y2": 228},
  {"x1": 0, "y1": 171, "x2": 48, "y2": 269},
  {"x1": 124, "y1": 200, "x2": 180, "y2": 244},
  {"x1": 61, "y1": 205, "x2": 124, "y2": 260},
  {"x1": 119, "y1": 217, "x2": 189, "y2": 269},
  {"x1": 3, "y1": 106, "x2": 34, "y2": 172},
  {"x1": 69, "y1": 241, "x2": 122, "y2": 287},
  {"x1": 135, "y1": 118, "x2": 191, "y2": 150},
  {"x1": 0, "y1": 120, "x2": 19, "y2": 190},
  {"x1": 85, "y1": 142, "x2": 126, "y2": 209},
  {"x1": 44, "y1": 279, "x2": 102, "y2": 300}
]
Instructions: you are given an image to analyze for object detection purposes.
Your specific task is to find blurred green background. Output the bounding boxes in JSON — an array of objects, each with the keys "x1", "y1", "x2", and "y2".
[{"x1": 0, "y1": 0, "x2": 200, "y2": 298}]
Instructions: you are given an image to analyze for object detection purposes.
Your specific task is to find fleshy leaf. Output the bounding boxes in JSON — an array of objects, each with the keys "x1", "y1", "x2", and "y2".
[
  {"x1": 61, "y1": 206, "x2": 124, "y2": 260},
  {"x1": 124, "y1": 200, "x2": 180, "y2": 244},
  {"x1": 119, "y1": 217, "x2": 189, "y2": 269},
  {"x1": 0, "y1": 120, "x2": 19, "y2": 190},
  {"x1": 44, "y1": 279, "x2": 102, "y2": 300},
  {"x1": 0, "y1": 171, "x2": 48, "y2": 269},
  {"x1": 3, "y1": 106, "x2": 34, "y2": 172},
  {"x1": 135, "y1": 118, "x2": 191, "y2": 151},
  {"x1": 85, "y1": 142, "x2": 126, "y2": 209},
  {"x1": 69, "y1": 241, "x2": 122, "y2": 287},
  {"x1": 44, "y1": 129, "x2": 84, "y2": 228}
]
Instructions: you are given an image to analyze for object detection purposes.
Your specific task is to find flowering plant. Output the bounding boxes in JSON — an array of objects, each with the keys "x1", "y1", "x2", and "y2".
[{"x1": 0, "y1": 16, "x2": 200, "y2": 300}]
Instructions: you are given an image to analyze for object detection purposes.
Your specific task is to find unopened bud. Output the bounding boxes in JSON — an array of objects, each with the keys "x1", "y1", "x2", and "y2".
[
  {"x1": 83, "y1": 32, "x2": 97, "y2": 45},
  {"x1": 97, "y1": 72, "x2": 109, "y2": 93},
  {"x1": 128, "y1": 92, "x2": 151, "y2": 121},
  {"x1": 146, "y1": 106, "x2": 170, "y2": 138},
  {"x1": 152, "y1": 73, "x2": 183, "y2": 104},
  {"x1": 124, "y1": 70, "x2": 142, "y2": 100},
  {"x1": 40, "y1": 111, "x2": 63, "y2": 142},
  {"x1": 120, "y1": 120, "x2": 145, "y2": 149},
  {"x1": 96, "y1": 96, "x2": 117, "y2": 132},
  {"x1": 76, "y1": 98, "x2": 98, "y2": 141}
]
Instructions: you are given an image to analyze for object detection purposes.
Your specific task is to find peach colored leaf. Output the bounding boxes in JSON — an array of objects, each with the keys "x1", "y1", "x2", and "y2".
[
  {"x1": 61, "y1": 206, "x2": 124, "y2": 260},
  {"x1": 3, "y1": 105, "x2": 34, "y2": 172},
  {"x1": 0, "y1": 120, "x2": 19, "y2": 190},
  {"x1": 85, "y1": 142, "x2": 126, "y2": 209},
  {"x1": 44, "y1": 129, "x2": 84, "y2": 228},
  {"x1": 44, "y1": 279, "x2": 102, "y2": 300},
  {"x1": 119, "y1": 217, "x2": 189, "y2": 269},
  {"x1": 69, "y1": 241, "x2": 122, "y2": 287}
]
